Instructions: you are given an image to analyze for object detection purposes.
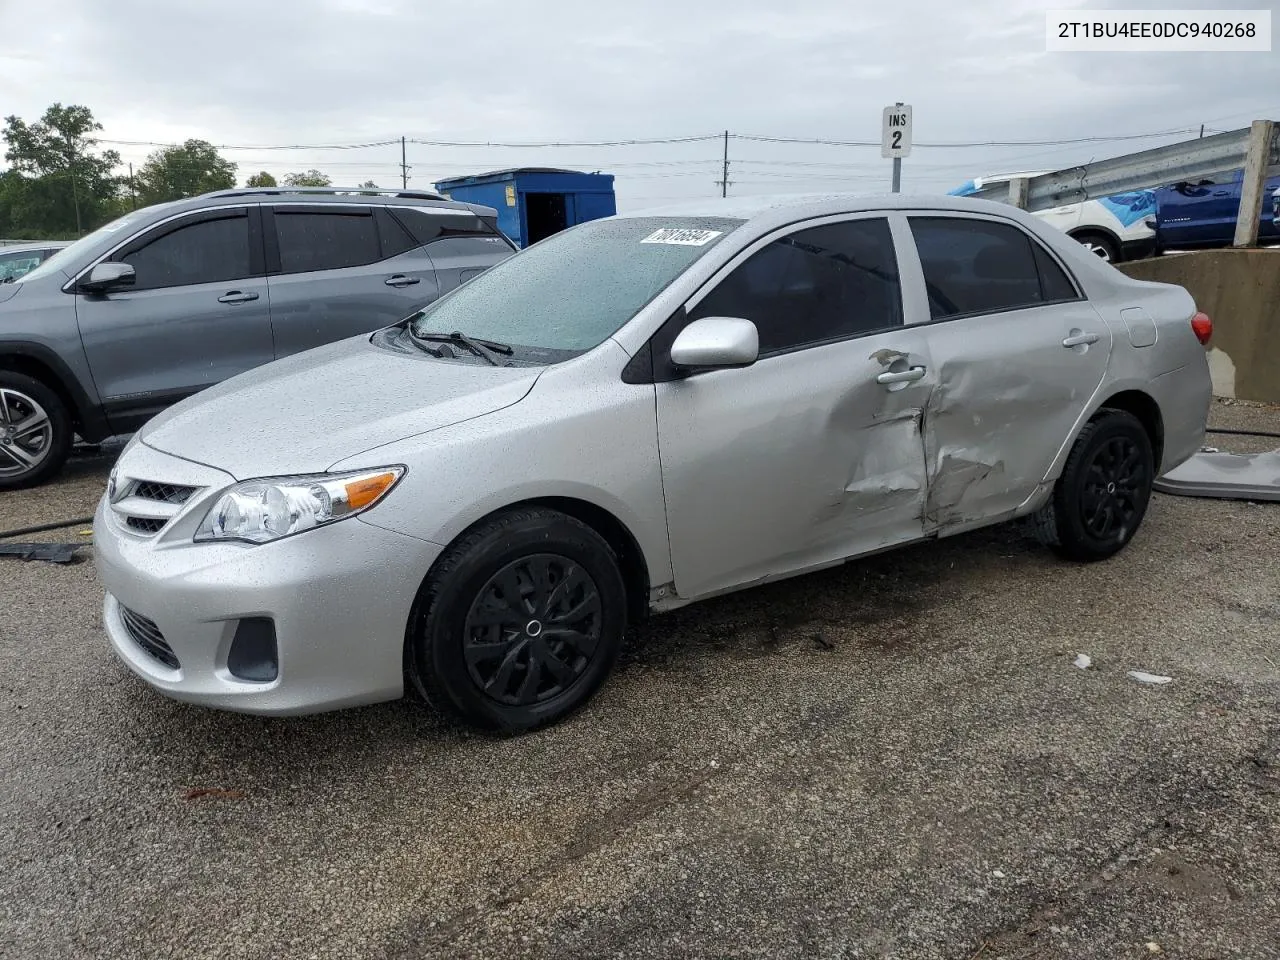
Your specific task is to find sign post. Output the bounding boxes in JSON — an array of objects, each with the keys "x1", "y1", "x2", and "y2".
[{"x1": 881, "y1": 102, "x2": 913, "y2": 193}]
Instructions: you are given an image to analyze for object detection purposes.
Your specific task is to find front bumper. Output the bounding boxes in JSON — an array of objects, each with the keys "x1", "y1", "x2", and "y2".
[{"x1": 94, "y1": 458, "x2": 442, "y2": 716}]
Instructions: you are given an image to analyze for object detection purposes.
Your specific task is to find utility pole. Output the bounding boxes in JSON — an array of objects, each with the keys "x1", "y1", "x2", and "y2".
[
  {"x1": 128, "y1": 163, "x2": 136, "y2": 210},
  {"x1": 401, "y1": 136, "x2": 409, "y2": 189},
  {"x1": 715, "y1": 130, "x2": 731, "y2": 197},
  {"x1": 891, "y1": 102, "x2": 903, "y2": 194}
]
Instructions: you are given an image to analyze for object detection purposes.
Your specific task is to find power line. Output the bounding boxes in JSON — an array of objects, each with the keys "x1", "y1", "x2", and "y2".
[
  {"x1": 732, "y1": 128, "x2": 1200, "y2": 148},
  {"x1": 95, "y1": 127, "x2": 1216, "y2": 154}
]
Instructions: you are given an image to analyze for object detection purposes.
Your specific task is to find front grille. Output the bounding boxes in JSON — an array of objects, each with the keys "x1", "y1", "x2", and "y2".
[
  {"x1": 132, "y1": 481, "x2": 196, "y2": 505},
  {"x1": 125, "y1": 517, "x2": 167, "y2": 534},
  {"x1": 119, "y1": 605, "x2": 180, "y2": 670},
  {"x1": 113, "y1": 478, "x2": 202, "y2": 537}
]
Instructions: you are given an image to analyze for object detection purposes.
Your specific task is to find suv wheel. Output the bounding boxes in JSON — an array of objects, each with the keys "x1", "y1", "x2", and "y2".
[
  {"x1": 1032, "y1": 409, "x2": 1154, "y2": 562},
  {"x1": 407, "y1": 508, "x2": 628, "y2": 732},
  {"x1": 0, "y1": 372, "x2": 72, "y2": 490}
]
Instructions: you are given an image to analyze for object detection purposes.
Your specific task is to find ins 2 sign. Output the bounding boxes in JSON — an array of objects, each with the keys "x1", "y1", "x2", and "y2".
[{"x1": 881, "y1": 105, "x2": 913, "y2": 159}]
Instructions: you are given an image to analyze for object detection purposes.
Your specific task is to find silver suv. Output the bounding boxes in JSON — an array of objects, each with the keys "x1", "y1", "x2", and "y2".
[{"x1": 0, "y1": 187, "x2": 513, "y2": 489}]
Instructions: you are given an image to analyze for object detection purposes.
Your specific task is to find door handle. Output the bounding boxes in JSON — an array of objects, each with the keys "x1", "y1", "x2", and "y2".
[
  {"x1": 385, "y1": 275, "x2": 420, "y2": 287},
  {"x1": 1062, "y1": 331, "x2": 1100, "y2": 348},
  {"x1": 217, "y1": 291, "x2": 259, "y2": 304},
  {"x1": 876, "y1": 365, "x2": 927, "y2": 385}
]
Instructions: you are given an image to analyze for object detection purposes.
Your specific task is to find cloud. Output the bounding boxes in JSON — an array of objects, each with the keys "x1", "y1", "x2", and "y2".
[{"x1": 3, "y1": 0, "x2": 1276, "y2": 208}]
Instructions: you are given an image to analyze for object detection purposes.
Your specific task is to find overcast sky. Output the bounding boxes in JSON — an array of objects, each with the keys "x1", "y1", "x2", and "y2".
[{"x1": 2, "y1": 0, "x2": 1277, "y2": 210}]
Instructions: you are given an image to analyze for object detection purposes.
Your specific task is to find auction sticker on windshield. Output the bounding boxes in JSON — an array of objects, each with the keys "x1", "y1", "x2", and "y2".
[{"x1": 640, "y1": 228, "x2": 723, "y2": 246}]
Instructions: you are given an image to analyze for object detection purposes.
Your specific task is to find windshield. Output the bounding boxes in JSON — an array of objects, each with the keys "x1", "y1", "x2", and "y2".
[
  {"x1": 19, "y1": 207, "x2": 162, "y2": 284},
  {"x1": 408, "y1": 216, "x2": 742, "y2": 362}
]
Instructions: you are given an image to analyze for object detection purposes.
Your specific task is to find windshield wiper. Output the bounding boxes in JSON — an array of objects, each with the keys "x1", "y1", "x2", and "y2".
[{"x1": 411, "y1": 330, "x2": 513, "y2": 366}]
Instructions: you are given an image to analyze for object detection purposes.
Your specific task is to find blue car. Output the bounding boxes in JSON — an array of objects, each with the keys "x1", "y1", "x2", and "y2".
[{"x1": 1154, "y1": 168, "x2": 1280, "y2": 251}]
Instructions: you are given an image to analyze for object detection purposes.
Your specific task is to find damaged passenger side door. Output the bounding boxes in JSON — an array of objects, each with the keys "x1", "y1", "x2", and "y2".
[
  {"x1": 903, "y1": 214, "x2": 1111, "y2": 532},
  {"x1": 652, "y1": 215, "x2": 937, "y2": 602}
]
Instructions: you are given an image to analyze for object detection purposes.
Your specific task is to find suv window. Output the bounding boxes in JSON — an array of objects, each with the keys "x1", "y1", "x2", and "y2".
[
  {"x1": 910, "y1": 217, "x2": 1078, "y2": 319},
  {"x1": 392, "y1": 208, "x2": 510, "y2": 249},
  {"x1": 120, "y1": 213, "x2": 252, "y2": 290},
  {"x1": 374, "y1": 208, "x2": 420, "y2": 259},
  {"x1": 0, "y1": 251, "x2": 43, "y2": 282},
  {"x1": 689, "y1": 218, "x2": 902, "y2": 354},
  {"x1": 274, "y1": 209, "x2": 381, "y2": 274}
]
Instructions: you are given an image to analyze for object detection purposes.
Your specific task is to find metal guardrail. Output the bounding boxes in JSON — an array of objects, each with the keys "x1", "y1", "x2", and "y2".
[{"x1": 970, "y1": 120, "x2": 1280, "y2": 247}]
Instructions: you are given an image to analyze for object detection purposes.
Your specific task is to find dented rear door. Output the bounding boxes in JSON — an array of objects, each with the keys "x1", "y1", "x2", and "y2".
[
  {"x1": 654, "y1": 215, "x2": 935, "y2": 602},
  {"x1": 902, "y1": 214, "x2": 1112, "y2": 533}
]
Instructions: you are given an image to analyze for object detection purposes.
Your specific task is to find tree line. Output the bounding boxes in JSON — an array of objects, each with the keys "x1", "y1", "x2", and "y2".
[{"x1": 0, "y1": 104, "x2": 378, "y2": 240}]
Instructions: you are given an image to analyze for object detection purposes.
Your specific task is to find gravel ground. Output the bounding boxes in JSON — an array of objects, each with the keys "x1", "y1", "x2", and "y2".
[{"x1": 2, "y1": 400, "x2": 1278, "y2": 960}]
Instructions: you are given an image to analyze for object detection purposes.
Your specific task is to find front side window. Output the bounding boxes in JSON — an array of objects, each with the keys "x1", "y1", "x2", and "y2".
[
  {"x1": 910, "y1": 217, "x2": 1077, "y2": 319},
  {"x1": 688, "y1": 218, "x2": 902, "y2": 354},
  {"x1": 274, "y1": 210, "x2": 381, "y2": 274},
  {"x1": 408, "y1": 216, "x2": 741, "y2": 363},
  {"x1": 120, "y1": 214, "x2": 252, "y2": 290}
]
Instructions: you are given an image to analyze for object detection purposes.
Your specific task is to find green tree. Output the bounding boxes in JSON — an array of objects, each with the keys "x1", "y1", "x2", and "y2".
[
  {"x1": 284, "y1": 169, "x2": 331, "y2": 187},
  {"x1": 2, "y1": 103, "x2": 121, "y2": 236},
  {"x1": 358, "y1": 180, "x2": 379, "y2": 189},
  {"x1": 246, "y1": 170, "x2": 277, "y2": 187},
  {"x1": 135, "y1": 139, "x2": 236, "y2": 204}
]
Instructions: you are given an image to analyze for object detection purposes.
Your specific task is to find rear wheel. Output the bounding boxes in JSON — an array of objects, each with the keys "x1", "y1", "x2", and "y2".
[
  {"x1": 1072, "y1": 230, "x2": 1120, "y2": 263},
  {"x1": 1032, "y1": 409, "x2": 1154, "y2": 562},
  {"x1": 0, "y1": 371, "x2": 72, "y2": 490},
  {"x1": 407, "y1": 508, "x2": 628, "y2": 732}
]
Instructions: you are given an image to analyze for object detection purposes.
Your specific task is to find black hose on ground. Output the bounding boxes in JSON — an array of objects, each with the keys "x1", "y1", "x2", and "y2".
[
  {"x1": 0, "y1": 516, "x2": 95, "y2": 540},
  {"x1": 1206, "y1": 427, "x2": 1280, "y2": 439}
]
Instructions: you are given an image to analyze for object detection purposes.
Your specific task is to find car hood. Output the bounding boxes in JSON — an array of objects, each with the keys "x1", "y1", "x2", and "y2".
[{"x1": 140, "y1": 334, "x2": 541, "y2": 479}]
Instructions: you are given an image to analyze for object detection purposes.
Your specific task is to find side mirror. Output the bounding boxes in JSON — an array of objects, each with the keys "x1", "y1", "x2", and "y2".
[
  {"x1": 80, "y1": 262, "x2": 135, "y2": 293},
  {"x1": 669, "y1": 316, "x2": 759, "y2": 370}
]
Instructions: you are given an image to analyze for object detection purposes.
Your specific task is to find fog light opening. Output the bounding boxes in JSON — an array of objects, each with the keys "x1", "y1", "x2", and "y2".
[{"x1": 227, "y1": 618, "x2": 279, "y2": 682}]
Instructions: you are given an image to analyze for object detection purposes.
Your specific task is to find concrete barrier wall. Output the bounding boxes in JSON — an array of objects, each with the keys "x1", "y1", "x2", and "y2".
[{"x1": 1116, "y1": 249, "x2": 1280, "y2": 403}]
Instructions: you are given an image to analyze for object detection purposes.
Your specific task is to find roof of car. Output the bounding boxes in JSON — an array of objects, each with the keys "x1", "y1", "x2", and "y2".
[
  {"x1": 621, "y1": 192, "x2": 1029, "y2": 222},
  {"x1": 158, "y1": 187, "x2": 498, "y2": 218}
]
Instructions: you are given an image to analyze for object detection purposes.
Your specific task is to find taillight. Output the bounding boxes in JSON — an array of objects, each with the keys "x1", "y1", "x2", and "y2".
[{"x1": 1191, "y1": 311, "x2": 1212, "y2": 345}]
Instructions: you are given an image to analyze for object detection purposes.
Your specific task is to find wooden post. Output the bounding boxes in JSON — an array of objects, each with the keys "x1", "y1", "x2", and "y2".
[
  {"x1": 1233, "y1": 119, "x2": 1275, "y2": 248},
  {"x1": 1008, "y1": 177, "x2": 1029, "y2": 210}
]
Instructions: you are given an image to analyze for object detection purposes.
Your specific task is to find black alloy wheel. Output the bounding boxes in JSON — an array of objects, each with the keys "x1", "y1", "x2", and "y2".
[
  {"x1": 1032, "y1": 408, "x2": 1154, "y2": 562},
  {"x1": 407, "y1": 507, "x2": 628, "y2": 732},
  {"x1": 462, "y1": 554, "x2": 604, "y2": 707},
  {"x1": 1078, "y1": 434, "x2": 1147, "y2": 542}
]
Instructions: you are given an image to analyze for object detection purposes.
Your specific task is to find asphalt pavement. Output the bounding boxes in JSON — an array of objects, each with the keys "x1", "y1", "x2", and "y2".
[{"x1": 2, "y1": 400, "x2": 1279, "y2": 959}]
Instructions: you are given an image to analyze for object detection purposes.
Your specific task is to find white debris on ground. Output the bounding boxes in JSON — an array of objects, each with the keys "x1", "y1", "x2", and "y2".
[
  {"x1": 1074, "y1": 654, "x2": 1093, "y2": 670},
  {"x1": 1128, "y1": 671, "x2": 1173, "y2": 685}
]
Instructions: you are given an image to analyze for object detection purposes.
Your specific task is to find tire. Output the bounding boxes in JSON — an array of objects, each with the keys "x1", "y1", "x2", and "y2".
[
  {"x1": 1072, "y1": 230, "x2": 1120, "y2": 263},
  {"x1": 0, "y1": 371, "x2": 73, "y2": 491},
  {"x1": 406, "y1": 508, "x2": 629, "y2": 732},
  {"x1": 1033, "y1": 409, "x2": 1154, "y2": 563}
]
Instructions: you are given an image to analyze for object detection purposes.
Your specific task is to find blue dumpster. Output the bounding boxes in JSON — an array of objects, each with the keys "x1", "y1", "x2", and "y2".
[{"x1": 434, "y1": 168, "x2": 616, "y2": 248}]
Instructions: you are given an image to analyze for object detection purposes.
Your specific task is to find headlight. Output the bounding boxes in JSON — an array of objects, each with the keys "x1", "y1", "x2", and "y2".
[{"x1": 194, "y1": 467, "x2": 405, "y2": 544}]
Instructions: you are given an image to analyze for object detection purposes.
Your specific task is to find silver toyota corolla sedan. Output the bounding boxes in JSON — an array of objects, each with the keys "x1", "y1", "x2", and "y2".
[{"x1": 94, "y1": 193, "x2": 1213, "y2": 731}]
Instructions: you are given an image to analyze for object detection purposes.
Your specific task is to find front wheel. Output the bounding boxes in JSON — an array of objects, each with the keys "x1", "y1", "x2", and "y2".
[
  {"x1": 1032, "y1": 409, "x2": 1155, "y2": 562},
  {"x1": 407, "y1": 508, "x2": 628, "y2": 732}
]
